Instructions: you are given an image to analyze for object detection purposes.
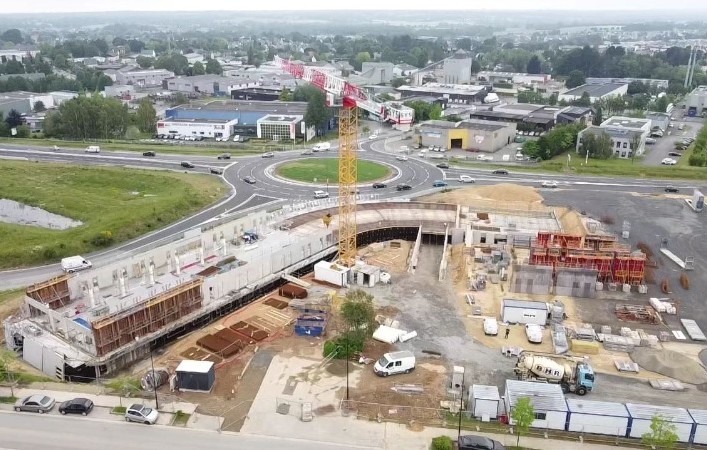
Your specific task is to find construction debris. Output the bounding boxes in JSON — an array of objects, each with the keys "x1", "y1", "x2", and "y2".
[
  {"x1": 600, "y1": 334, "x2": 636, "y2": 352},
  {"x1": 649, "y1": 379, "x2": 686, "y2": 391},
  {"x1": 649, "y1": 297, "x2": 677, "y2": 315},
  {"x1": 681, "y1": 319, "x2": 707, "y2": 341},
  {"x1": 614, "y1": 360, "x2": 640, "y2": 373},
  {"x1": 372, "y1": 325, "x2": 407, "y2": 344},
  {"x1": 661, "y1": 278, "x2": 671, "y2": 294},
  {"x1": 615, "y1": 304, "x2": 660, "y2": 324},
  {"x1": 391, "y1": 384, "x2": 424, "y2": 394}
]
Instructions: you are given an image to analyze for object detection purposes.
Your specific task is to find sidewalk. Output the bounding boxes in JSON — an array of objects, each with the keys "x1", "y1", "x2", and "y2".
[{"x1": 0, "y1": 385, "x2": 223, "y2": 431}]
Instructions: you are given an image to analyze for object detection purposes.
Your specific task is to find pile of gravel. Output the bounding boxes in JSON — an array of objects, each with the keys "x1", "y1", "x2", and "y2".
[{"x1": 630, "y1": 348, "x2": 707, "y2": 384}]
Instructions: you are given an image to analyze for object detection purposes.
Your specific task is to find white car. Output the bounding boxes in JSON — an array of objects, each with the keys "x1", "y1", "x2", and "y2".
[
  {"x1": 458, "y1": 175, "x2": 475, "y2": 183},
  {"x1": 661, "y1": 158, "x2": 677, "y2": 165},
  {"x1": 541, "y1": 180, "x2": 558, "y2": 188},
  {"x1": 313, "y1": 190, "x2": 329, "y2": 199},
  {"x1": 369, "y1": 134, "x2": 378, "y2": 140},
  {"x1": 525, "y1": 324, "x2": 543, "y2": 344},
  {"x1": 396, "y1": 155, "x2": 408, "y2": 161},
  {"x1": 301, "y1": 149, "x2": 313, "y2": 155},
  {"x1": 645, "y1": 137, "x2": 657, "y2": 145},
  {"x1": 483, "y1": 317, "x2": 498, "y2": 336},
  {"x1": 476, "y1": 155, "x2": 486, "y2": 161}
]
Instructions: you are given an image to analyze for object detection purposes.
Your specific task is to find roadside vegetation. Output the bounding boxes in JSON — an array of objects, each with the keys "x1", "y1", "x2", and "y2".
[
  {"x1": 277, "y1": 158, "x2": 390, "y2": 183},
  {"x1": 687, "y1": 119, "x2": 707, "y2": 167},
  {"x1": 0, "y1": 160, "x2": 226, "y2": 269}
]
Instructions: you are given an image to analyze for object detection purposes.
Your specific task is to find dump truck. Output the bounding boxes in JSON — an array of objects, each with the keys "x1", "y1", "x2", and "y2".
[{"x1": 513, "y1": 351, "x2": 595, "y2": 395}]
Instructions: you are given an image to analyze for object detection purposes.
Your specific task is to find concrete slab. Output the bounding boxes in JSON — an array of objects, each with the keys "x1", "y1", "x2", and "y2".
[{"x1": 187, "y1": 411, "x2": 224, "y2": 431}]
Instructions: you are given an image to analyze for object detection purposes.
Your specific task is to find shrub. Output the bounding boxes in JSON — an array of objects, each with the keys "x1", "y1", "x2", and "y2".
[
  {"x1": 322, "y1": 335, "x2": 365, "y2": 359},
  {"x1": 90, "y1": 230, "x2": 114, "y2": 247},
  {"x1": 431, "y1": 435, "x2": 453, "y2": 450}
]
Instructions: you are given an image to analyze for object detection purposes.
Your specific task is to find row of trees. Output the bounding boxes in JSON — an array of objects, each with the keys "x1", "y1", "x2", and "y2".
[
  {"x1": 42, "y1": 96, "x2": 130, "y2": 140},
  {"x1": 522, "y1": 123, "x2": 585, "y2": 161},
  {"x1": 688, "y1": 119, "x2": 707, "y2": 167},
  {"x1": 136, "y1": 54, "x2": 223, "y2": 75}
]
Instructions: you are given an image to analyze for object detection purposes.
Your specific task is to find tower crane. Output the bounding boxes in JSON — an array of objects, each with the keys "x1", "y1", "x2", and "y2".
[{"x1": 275, "y1": 57, "x2": 414, "y2": 268}]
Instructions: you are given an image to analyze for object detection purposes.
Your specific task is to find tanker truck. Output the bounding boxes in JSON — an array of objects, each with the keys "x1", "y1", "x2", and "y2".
[{"x1": 513, "y1": 351, "x2": 595, "y2": 396}]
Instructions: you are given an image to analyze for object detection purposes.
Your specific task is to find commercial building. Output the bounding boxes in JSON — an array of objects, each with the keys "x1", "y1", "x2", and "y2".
[
  {"x1": 166, "y1": 100, "x2": 309, "y2": 137},
  {"x1": 256, "y1": 114, "x2": 305, "y2": 140},
  {"x1": 166, "y1": 75, "x2": 234, "y2": 95},
  {"x1": 470, "y1": 104, "x2": 585, "y2": 131},
  {"x1": 417, "y1": 119, "x2": 516, "y2": 152},
  {"x1": 442, "y1": 50, "x2": 473, "y2": 85},
  {"x1": 556, "y1": 106, "x2": 594, "y2": 125},
  {"x1": 116, "y1": 69, "x2": 175, "y2": 88},
  {"x1": 645, "y1": 111, "x2": 670, "y2": 132},
  {"x1": 586, "y1": 77, "x2": 669, "y2": 90},
  {"x1": 477, "y1": 71, "x2": 552, "y2": 85},
  {"x1": 0, "y1": 47, "x2": 40, "y2": 61},
  {"x1": 686, "y1": 85, "x2": 707, "y2": 117},
  {"x1": 156, "y1": 118, "x2": 239, "y2": 139},
  {"x1": 0, "y1": 91, "x2": 55, "y2": 116},
  {"x1": 231, "y1": 86, "x2": 283, "y2": 101},
  {"x1": 558, "y1": 83, "x2": 627, "y2": 103},
  {"x1": 358, "y1": 62, "x2": 395, "y2": 85},
  {"x1": 397, "y1": 83, "x2": 489, "y2": 104},
  {"x1": 576, "y1": 116, "x2": 650, "y2": 159}
]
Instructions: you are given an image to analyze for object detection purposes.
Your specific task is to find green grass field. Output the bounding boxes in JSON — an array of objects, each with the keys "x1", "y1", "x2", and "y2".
[
  {"x1": 276, "y1": 158, "x2": 390, "y2": 183},
  {"x1": 0, "y1": 160, "x2": 226, "y2": 269}
]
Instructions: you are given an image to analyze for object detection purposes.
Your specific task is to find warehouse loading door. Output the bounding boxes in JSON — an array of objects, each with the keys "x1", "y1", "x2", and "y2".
[{"x1": 451, "y1": 138, "x2": 463, "y2": 149}]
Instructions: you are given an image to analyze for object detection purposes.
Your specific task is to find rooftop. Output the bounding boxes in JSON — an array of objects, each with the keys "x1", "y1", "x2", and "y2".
[
  {"x1": 458, "y1": 119, "x2": 509, "y2": 132},
  {"x1": 581, "y1": 126, "x2": 643, "y2": 140},
  {"x1": 173, "y1": 100, "x2": 307, "y2": 114},
  {"x1": 398, "y1": 84, "x2": 486, "y2": 96},
  {"x1": 258, "y1": 114, "x2": 303, "y2": 123},
  {"x1": 160, "y1": 118, "x2": 238, "y2": 124},
  {"x1": 503, "y1": 299, "x2": 548, "y2": 310},
  {"x1": 562, "y1": 83, "x2": 626, "y2": 98},
  {"x1": 506, "y1": 380, "x2": 567, "y2": 411},
  {"x1": 176, "y1": 359, "x2": 214, "y2": 373},
  {"x1": 601, "y1": 116, "x2": 650, "y2": 129},
  {"x1": 625, "y1": 403, "x2": 693, "y2": 422},
  {"x1": 566, "y1": 399, "x2": 629, "y2": 417}
]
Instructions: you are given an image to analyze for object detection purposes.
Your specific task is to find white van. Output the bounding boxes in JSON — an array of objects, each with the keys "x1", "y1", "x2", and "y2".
[
  {"x1": 373, "y1": 351, "x2": 415, "y2": 377},
  {"x1": 312, "y1": 142, "x2": 331, "y2": 152},
  {"x1": 85, "y1": 145, "x2": 101, "y2": 153},
  {"x1": 61, "y1": 255, "x2": 93, "y2": 273}
]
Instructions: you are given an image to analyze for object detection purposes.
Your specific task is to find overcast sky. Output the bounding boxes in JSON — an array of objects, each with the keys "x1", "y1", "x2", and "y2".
[{"x1": 1, "y1": 0, "x2": 702, "y2": 14}]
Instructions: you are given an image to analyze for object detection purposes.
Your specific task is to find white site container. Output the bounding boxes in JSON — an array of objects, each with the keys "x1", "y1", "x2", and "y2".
[{"x1": 566, "y1": 398, "x2": 629, "y2": 436}]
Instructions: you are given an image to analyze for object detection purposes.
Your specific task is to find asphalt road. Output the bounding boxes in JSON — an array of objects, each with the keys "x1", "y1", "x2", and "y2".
[
  {"x1": 1, "y1": 131, "x2": 705, "y2": 289},
  {"x1": 0, "y1": 411, "x2": 375, "y2": 450}
]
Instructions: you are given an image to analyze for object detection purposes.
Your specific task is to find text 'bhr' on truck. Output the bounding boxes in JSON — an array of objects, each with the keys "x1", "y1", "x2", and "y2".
[{"x1": 513, "y1": 351, "x2": 595, "y2": 396}]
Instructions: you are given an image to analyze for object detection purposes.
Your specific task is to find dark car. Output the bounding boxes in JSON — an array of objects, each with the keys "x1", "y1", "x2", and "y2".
[
  {"x1": 665, "y1": 186, "x2": 679, "y2": 193},
  {"x1": 210, "y1": 167, "x2": 224, "y2": 175},
  {"x1": 217, "y1": 153, "x2": 231, "y2": 160},
  {"x1": 667, "y1": 152, "x2": 682, "y2": 157},
  {"x1": 432, "y1": 180, "x2": 448, "y2": 187},
  {"x1": 180, "y1": 161, "x2": 195, "y2": 169},
  {"x1": 458, "y1": 434, "x2": 506, "y2": 450},
  {"x1": 396, "y1": 184, "x2": 412, "y2": 191},
  {"x1": 436, "y1": 162, "x2": 450, "y2": 169},
  {"x1": 59, "y1": 398, "x2": 94, "y2": 416},
  {"x1": 243, "y1": 176, "x2": 256, "y2": 184},
  {"x1": 372, "y1": 182, "x2": 387, "y2": 189},
  {"x1": 142, "y1": 151, "x2": 156, "y2": 157},
  {"x1": 492, "y1": 169, "x2": 509, "y2": 175}
]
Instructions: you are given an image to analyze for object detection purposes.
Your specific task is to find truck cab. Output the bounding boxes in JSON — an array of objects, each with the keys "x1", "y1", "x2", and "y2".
[{"x1": 574, "y1": 362, "x2": 595, "y2": 394}]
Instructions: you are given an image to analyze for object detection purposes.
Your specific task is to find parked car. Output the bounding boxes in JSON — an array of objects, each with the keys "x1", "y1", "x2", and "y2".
[
  {"x1": 492, "y1": 169, "x2": 509, "y2": 175},
  {"x1": 372, "y1": 182, "x2": 387, "y2": 189},
  {"x1": 59, "y1": 398, "x2": 94, "y2": 416},
  {"x1": 14, "y1": 395, "x2": 55, "y2": 413},
  {"x1": 668, "y1": 152, "x2": 682, "y2": 157},
  {"x1": 525, "y1": 324, "x2": 543, "y2": 344},
  {"x1": 243, "y1": 176, "x2": 256, "y2": 184},
  {"x1": 261, "y1": 152, "x2": 275, "y2": 158},
  {"x1": 396, "y1": 184, "x2": 412, "y2": 191},
  {"x1": 180, "y1": 161, "x2": 195, "y2": 169},
  {"x1": 541, "y1": 180, "x2": 558, "y2": 188},
  {"x1": 373, "y1": 351, "x2": 415, "y2": 377},
  {"x1": 217, "y1": 153, "x2": 231, "y2": 160},
  {"x1": 458, "y1": 175, "x2": 475, "y2": 183},
  {"x1": 645, "y1": 137, "x2": 657, "y2": 145},
  {"x1": 125, "y1": 404, "x2": 159, "y2": 425},
  {"x1": 661, "y1": 158, "x2": 677, "y2": 165},
  {"x1": 142, "y1": 151, "x2": 156, "y2": 157},
  {"x1": 458, "y1": 434, "x2": 506, "y2": 450},
  {"x1": 209, "y1": 167, "x2": 224, "y2": 175},
  {"x1": 432, "y1": 180, "x2": 448, "y2": 187},
  {"x1": 396, "y1": 155, "x2": 408, "y2": 161},
  {"x1": 436, "y1": 162, "x2": 450, "y2": 169},
  {"x1": 483, "y1": 318, "x2": 498, "y2": 336},
  {"x1": 665, "y1": 186, "x2": 680, "y2": 193},
  {"x1": 313, "y1": 190, "x2": 329, "y2": 199}
]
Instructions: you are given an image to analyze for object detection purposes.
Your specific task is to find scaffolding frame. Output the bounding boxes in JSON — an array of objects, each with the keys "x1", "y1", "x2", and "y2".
[{"x1": 25, "y1": 274, "x2": 71, "y2": 310}]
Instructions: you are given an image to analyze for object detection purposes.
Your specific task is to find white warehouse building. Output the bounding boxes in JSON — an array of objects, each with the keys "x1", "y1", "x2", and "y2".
[
  {"x1": 566, "y1": 398, "x2": 630, "y2": 436},
  {"x1": 156, "y1": 118, "x2": 238, "y2": 139},
  {"x1": 256, "y1": 114, "x2": 304, "y2": 140},
  {"x1": 505, "y1": 380, "x2": 568, "y2": 431}
]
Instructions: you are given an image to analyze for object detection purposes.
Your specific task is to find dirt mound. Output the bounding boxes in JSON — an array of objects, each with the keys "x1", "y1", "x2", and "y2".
[
  {"x1": 630, "y1": 347, "x2": 707, "y2": 384},
  {"x1": 418, "y1": 183, "x2": 545, "y2": 208}
]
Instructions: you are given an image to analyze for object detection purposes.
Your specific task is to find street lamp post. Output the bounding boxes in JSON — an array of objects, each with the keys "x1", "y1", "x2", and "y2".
[
  {"x1": 457, "y1": 372, "x2": 465, "y2": 442},
  {"x1": 337, "y1": 342, "x2": 350, "y2": 401},
  {"x1": 135, "y1": 336, "x2": 159, "y2": 409}
]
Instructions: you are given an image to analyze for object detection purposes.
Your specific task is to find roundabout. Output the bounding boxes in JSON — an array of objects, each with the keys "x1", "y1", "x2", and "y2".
[{"x1": 275, "y1": 158, "x2": 390, "y2": 183}]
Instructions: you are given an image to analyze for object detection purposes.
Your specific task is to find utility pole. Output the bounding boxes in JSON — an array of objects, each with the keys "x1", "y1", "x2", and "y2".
[{"x1": 457, "y1": 372, "x2": 465, "y2": 443}]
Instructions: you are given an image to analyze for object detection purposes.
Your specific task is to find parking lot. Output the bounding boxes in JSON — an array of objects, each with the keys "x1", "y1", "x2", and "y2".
[{"x1": 642, "y1": 121, "x2": 700, "y2": 166}]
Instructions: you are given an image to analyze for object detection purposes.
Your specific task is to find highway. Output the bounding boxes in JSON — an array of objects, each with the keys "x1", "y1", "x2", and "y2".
[
  {"x1": 0, "y1": 412, "x2": 376, "y2": 450},
  {"x1": 1, "y1": 132, "x2": 705, "y2": 288}
]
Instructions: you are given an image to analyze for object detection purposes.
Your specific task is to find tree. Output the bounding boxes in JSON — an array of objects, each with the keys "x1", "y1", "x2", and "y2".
[
  {"x1": 303, "y1": 89, "x2": 330, "y2": 135},
  {"x1": 340, "y1": 289, "x2": 377, "y2": 341},
  {"x1": 135, "y1": 99, "x2": 157, "y2": 134},
  {"x1": 593, "y1": 103, "x2": 603, "y2": 125},
  {"x1": 518, "y1": 90, "x2": 546, "y2": 104},
  {"x1": 391, "y1": 78, "x2": 407, "y2": 88},
  {"x1": 5, "y1": 109, "x2": 22, "y2": 128},
  {"x1": 353, "y1": 51, "x2": 371, "y2": 71},
  {"x1": 204, "y1": 58, "x2": 222, "y2": 75},
  {"x1": 456, "y1": 38, "x2": 472, "y2": 51},
  {"x1": 574, "y1": 92, "x2": 592, "y2": 107},
  {"x1": 136, "y1": 56, "x2": 153, "y2": 69},
  {"x1": 580, "y1": 130, "x2": 613, "y2": 160},
  {"x1": 548, "y1": 92, "x2": 558, "y2": 106},
  {"x1": 1, "y1": 29, "x2": 23, "y2": 44},
  {"x1": 33, "y1": 100, "x2": 46, "y2": 113},
  {"x1": 630, "y1": 132, "x2": 642, "y2": 163},
  {"x1": 642, "y1": 415, "x2": 678, "y2": 450},
  {"x1": 279, "y1": 88, "x2": 294, "y2": 101},
  {"x1": 192, "y1": 61, "x2": 206, "y2": 75},
  {"x1": 15, "y1": 125, "x2": 30, "y2": 138},
  {"x1": 526, "y1": 55, "x2": 542, "y2": 74},
  {"x1": 4, "y1": 60, "x2": 25, "y2": 74},
  {"x1": 511, "y1": 396, "x2": 535, "y2": 447},
  {"x1": 128, "y1": 39, "x2": 145, "y2": 54},
  {"x1": 154, "y1": 53, "x2": 189, "y2": 76},
  {"x1": 566, "y1": 70, "x2": 586, "y2": 88}
]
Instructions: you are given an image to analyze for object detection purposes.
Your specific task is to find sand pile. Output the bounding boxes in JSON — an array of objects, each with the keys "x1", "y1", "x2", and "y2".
[
  {"x1": 419, "y1": 184, "x2": 545, "y2": 209},
  {"x1": 630, "y1": 347, "x2": 707, "y2": 384}
]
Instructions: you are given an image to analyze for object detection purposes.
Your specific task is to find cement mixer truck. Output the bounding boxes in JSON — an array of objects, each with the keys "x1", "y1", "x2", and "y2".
[{"x1": 513, "y1": 351, "x2": 595, "y2": 396}]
